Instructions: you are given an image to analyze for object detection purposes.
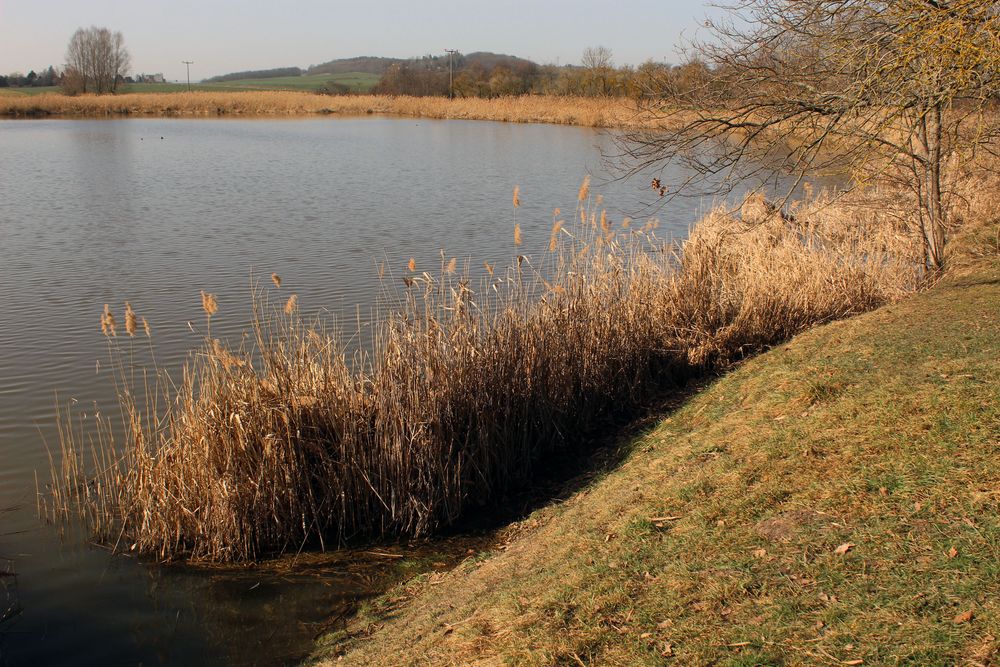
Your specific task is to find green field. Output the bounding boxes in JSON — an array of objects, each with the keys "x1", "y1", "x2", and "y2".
[
  {"x1": 204, "y1": 72, "x2": 379, "y2": 92},
  {"x1": 0, "y1": 72, "x2": 379, "y2": 96}
]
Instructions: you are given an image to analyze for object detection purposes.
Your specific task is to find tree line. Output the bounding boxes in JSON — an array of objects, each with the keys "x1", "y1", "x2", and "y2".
[
  {"x1": 371, "y1": 48, "x2": 712, "y2": 99},
  {"x1": 0, "y1": 66, "x2": 59, "y2": 88}
]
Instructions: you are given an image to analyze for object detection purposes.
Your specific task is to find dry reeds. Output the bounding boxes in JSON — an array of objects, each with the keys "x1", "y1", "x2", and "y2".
[
  {"x1": 0, "y1": 92, "x2": 657, "y2": 128},
  {"x1": 49, "y1": 182, "x2": 925, "y2": 562}
]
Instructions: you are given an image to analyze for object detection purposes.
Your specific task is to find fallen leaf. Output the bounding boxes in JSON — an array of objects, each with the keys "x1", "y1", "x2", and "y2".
[
  {"x1": 954, "y1": 610, "x2": 974, "y2": 624},
  {"x1": 843, "y1": 660, "x2": 864, "y2": 666},
  {"x1": 948, "y1": 546, "x2": 959, "y2": 559},
  {"x1": 753, "y1": 548, "x2": 768, "y2": 558},
  {"x1": 640, "y1": 632, "x2": 652, "y2": 639},
  {"x1": 834, "y1": 542, "x2": 856, "y2": 555},
  {"x1": 661, "y1": 643, "x2": 674, "y2": 657},
  {"x1": 657, "y1": 620, "x2": 673, "y2": 629},
  {"x1": 879, "y1": 487, "x2": 888, "y2": 496}
]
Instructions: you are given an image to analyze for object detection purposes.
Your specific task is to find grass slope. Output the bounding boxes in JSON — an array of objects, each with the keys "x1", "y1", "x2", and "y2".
[{"x1": 314, "y1": 251, "x2": 1000, "y2": 665}]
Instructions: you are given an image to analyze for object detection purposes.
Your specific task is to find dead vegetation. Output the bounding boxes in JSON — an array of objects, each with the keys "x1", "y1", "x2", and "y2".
[
  {"x1": 0, "y1": 91, "x2": 651, "y2": 127},
  {"x1": 312, "y1": 179, "x2": 1000, "y2": 667},
  {"x1": 48, "y1": 180, "x2": 926, "y2": 562}
]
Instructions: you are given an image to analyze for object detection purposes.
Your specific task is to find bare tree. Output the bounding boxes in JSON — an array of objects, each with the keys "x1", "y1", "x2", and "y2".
[
  {"x1": 622, "y1": 0, "x2": 1000, "y2": 269},
  {"x1": 64, "y1": 27, "x2": 130, "y2": 95},
  {"x1": 582, "y1": 46, "x2": 615, "y2": 96}
]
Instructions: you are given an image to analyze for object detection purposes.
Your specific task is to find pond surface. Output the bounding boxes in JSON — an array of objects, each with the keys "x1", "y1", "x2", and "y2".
[{"x1": 0, "y1": 116, "x2": 731, "y2": 666}]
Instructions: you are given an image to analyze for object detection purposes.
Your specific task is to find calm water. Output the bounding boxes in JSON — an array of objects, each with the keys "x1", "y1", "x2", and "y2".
[{"x1": 0, "y1": 117, "x2": 721, "y2": 666}]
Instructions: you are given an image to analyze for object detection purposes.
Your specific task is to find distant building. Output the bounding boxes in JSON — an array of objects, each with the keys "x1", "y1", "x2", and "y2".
[{"x1": 135, "y1": 73, "x2": 165, "y2": 84}]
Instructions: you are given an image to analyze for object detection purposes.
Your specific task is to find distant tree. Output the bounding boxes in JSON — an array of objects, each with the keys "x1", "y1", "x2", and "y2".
[
  {"x1": 0, "y1": 76, "x2": 7, "y2": 88},
  {"x1": 581, "y1": 46, "x2": 615, "y2": 95},
  {"x1": 621, "y1": 0, "x2": 1000, "y2": 269},
  {"x1": 64, "y1": 26, "x2": 130, "y2": 94},
  {"x1": 36, "y1": 66, "x2": 58, "y2": 87}
]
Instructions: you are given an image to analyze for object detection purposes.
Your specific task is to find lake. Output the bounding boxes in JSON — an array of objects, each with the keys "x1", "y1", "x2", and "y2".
[{"x1": 0, "y1": 116, "x2": 726, "y2": 665}]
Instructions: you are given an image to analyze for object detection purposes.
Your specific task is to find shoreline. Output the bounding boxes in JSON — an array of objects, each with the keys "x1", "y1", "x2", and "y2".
[
  {"x1": 312, "y1": 230, "x2": 1000, "y2": 666},
  {"x1": 0, "y1": 91, "x2": 656, "y2": 129}
]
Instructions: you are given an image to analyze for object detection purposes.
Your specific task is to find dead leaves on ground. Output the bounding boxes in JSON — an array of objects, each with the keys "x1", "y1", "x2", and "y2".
[
  {"x1": 954, "y1": 609, "x2": 975, "y2": 624},
  {"x1": 834, "y1": 542, "x2": 856, "y2": 555}
]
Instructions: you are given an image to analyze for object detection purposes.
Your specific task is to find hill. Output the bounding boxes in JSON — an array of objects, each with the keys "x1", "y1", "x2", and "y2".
[
  {"x1": 307, "y1": 57, "x2": 403, "y2": 76},
  {"x1": 462, "y1": 51, "x2": 538, "y2": 70},
  {"x1": 203, "y1": 67, "x2": 302, "y2": 83}
]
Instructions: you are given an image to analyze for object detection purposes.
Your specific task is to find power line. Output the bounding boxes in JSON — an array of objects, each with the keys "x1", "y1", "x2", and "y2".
[
  {"x1": 181, "y1": 60, "x2": 194, "y2": 92},
  {"x1": 444, "y1": 49, "x2": 457, "y2": 99}
]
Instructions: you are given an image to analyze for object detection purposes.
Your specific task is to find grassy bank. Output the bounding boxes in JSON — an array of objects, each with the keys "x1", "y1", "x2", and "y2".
[
  {"x1": 0, "y1": 91, "x2": 649, "y2": 127},
  {"x1": 309, "y1": 220, "x2": 1000, "y2": 665}
]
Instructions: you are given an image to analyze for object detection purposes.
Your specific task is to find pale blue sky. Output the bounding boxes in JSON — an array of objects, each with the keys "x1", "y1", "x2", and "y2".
[{"x1": 0, "y1": 1, "x2": 722, "y2": 81}]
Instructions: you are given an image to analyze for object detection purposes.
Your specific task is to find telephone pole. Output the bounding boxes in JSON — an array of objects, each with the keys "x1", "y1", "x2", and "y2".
[
  {"x1": 181, "y1": 61, "x2": 194, "y2": 91},
  {"x1": 444, "y1": 49, "x2": 457, "y2": 99}
]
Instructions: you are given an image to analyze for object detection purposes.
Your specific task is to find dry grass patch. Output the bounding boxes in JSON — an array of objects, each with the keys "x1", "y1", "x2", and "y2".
[{"x1": 0, "y1": 91, "x2": 656, "y2": 127}]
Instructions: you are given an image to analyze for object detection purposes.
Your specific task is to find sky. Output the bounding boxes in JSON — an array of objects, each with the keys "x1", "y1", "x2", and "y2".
[{"x1": 0, "y1": 1, "x2": 725, "y2": 82}]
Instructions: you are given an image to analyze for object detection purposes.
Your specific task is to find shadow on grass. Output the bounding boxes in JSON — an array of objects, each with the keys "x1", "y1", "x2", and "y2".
[{"x1": 443, "y1": 373, "x2": 713, "y2": 537}]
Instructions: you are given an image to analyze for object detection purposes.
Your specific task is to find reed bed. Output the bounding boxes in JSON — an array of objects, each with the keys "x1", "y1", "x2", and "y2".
[
  {"x1": 49, "y1": 184, "x2": 925, "y2": 562},
  {"x1": 0, "y1": 91, "x2": 653, "y2": 128}
]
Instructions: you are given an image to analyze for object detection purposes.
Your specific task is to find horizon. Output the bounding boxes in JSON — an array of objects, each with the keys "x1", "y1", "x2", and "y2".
[{"x1": 0, "y1": 1, "x2": 722, "y2": 82}]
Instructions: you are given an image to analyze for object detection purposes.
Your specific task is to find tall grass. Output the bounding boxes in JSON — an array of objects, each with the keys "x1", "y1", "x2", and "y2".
[
  {"x1": 0, "y1": 91, "x2": 651, "y2": 127},
  {"x1": 48, "y1": 184, "x2": 924, "y2": 562}
]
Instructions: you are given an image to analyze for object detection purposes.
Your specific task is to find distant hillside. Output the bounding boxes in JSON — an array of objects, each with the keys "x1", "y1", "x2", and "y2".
[
  {"x1": 462, "y1": 52, "x2": 537, "y2": 70},
  {"x1": 204, "y1": 67, "x2": 302, "y2": 83},
  {"x1": 307, "y1": 57, "x2": 403, "y2": 76},
  {"x1": 306, "y1": 53, "x2": 539, "y2": 77}
]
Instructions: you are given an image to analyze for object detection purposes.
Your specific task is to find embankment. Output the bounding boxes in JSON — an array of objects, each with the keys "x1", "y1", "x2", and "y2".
[{"x1": 311, "y1": 217, "x2": 1000, "y2": 665}]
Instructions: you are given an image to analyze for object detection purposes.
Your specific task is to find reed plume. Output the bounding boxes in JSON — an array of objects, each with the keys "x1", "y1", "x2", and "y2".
[
  {"x1": 100, "y1": 304, "x2": 117, "y2": 338},
  {"x1": 271, "y1": 273, "x2": 282, "y2": 288},
  {"x1": 200, "y1": 291, "x2": 218, "y2": 317},
  {"x1": 124, "y1": 303, "x2": 137, "y2": 337}
]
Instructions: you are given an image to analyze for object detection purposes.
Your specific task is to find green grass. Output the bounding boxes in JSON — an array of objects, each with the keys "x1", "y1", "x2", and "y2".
[
  {"x1": 0, "y1": 72, "x2": 379, "y2": 97},
  {"x1": 311, "y1": 241, "x2": 1000, "y2": 665},
  {"x1": 203, "y1": 72, "x2": 379, "y2": 92}
]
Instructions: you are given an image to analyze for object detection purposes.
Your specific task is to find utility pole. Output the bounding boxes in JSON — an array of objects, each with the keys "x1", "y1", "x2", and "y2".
[
  {"x1": 444, "y1": 49, "x2": 457, "y2": 99},
  {"x1": 182, "y1": 61, "x2": 194, "y2": 92}
]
